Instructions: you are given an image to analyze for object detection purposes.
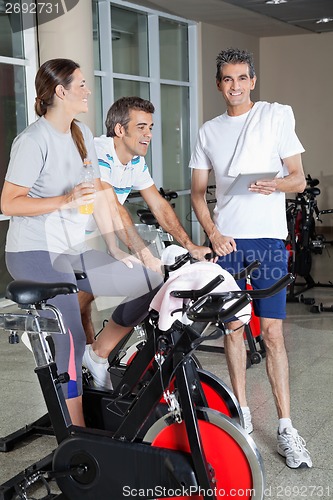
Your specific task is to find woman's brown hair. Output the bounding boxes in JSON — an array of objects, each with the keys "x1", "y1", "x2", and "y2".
[{"x1": 35, "y1": 58, "x2": 87, "y2": 161}]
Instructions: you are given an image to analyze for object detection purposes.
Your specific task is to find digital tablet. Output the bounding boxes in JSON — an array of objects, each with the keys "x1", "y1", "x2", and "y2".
[{"x1": 224, "y1": 171, "x2": 279, "y2": 195}]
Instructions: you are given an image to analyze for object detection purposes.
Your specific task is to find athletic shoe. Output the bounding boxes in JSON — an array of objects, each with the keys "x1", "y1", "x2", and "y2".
[
  {"x1": 82, "y1": 345, "x2": 113, "y2": 390},
  {"x1": 241, "y1": 406, "x2": 253, "y2": 434},
  {"x1": 21, "y1": 332, "x2": 32, "y2": 351},
  {"x1": 277, "y1": 427, "x2": 312, "y2": 468}
]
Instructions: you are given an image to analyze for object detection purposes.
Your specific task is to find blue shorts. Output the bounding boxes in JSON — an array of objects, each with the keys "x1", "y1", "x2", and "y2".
[{"x1": 217, "y1": 238, "x2": 288, "y2": 319}]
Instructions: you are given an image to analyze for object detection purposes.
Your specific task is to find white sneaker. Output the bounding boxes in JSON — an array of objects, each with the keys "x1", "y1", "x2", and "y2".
[
  {"x1": 277, "y1": 427, "x2": 312, "y2": 469},
  {"x1": 21, "y1": 332, "x2": 32, "y2": 352},
  {"x1": 82, "y1": 345, "x2": 113, "y2": 390},
  {"x1": 241, "y1": 407, "x2": 253, "y2": 434}
]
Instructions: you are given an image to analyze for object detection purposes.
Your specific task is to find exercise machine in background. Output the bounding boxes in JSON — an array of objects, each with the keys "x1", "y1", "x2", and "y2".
[{"x1": 285, "y1": 174, "x2": 333, "y2": 311}]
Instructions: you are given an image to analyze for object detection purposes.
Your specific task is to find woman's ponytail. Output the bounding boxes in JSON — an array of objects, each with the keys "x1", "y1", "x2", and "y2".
[{"x1": 71, "y1": 120, "x2": 87, "y2": 161}]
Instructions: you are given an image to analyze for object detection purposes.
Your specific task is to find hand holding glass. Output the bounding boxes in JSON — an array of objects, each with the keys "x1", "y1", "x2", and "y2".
[{"x1": 78, "y1": 159, "x2": 95, "y2": 214}]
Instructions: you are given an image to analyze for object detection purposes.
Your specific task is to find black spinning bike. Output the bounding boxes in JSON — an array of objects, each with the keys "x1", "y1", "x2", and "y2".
[
  {"x1": 0, "y1": 257, "x2": 293, "y2": 499},
  {"x1": 1, "y1": 274, "x2": 268, "y2": 500},
  {"x1": 285, "y1": 174, "x2": 333, "y2": 304}
]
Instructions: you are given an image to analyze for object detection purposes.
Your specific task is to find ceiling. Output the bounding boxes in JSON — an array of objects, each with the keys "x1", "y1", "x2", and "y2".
[{"x1": 125, "y1": 0, "x2": 333, "y2": 37}]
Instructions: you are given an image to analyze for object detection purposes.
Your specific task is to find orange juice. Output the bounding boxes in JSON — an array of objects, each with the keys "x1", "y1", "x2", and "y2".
[
  {"x1": 78, "y1": 159, "x2": 94, "y2": 214},
  {"x1": 79, "y1": 202, "x2": 94, "y2": 215}
]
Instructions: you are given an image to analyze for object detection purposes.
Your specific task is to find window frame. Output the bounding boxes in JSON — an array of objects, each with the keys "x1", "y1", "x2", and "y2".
[
  {"x1": 0, "y1": 16, "x2": 38, "y2": 222},
  {"x1": 95, "y1": 0, "x2": 199, "y2": 238}
]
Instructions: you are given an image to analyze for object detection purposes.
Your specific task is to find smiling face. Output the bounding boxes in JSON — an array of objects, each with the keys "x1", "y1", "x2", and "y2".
[
  {"x1": 216, "y1": 62, "x2": 256, "y2": 116},
  {"x1": 60, "y1": 68, "x2": 91, "y2": 116},
  {"x1": 114, "y1": 109, "x2": 153, "y2": 164}
]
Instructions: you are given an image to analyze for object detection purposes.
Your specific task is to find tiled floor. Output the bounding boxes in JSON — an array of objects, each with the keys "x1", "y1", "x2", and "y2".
[{"x1": 0, "y1": 244, "x2": 332, "y2": 499}]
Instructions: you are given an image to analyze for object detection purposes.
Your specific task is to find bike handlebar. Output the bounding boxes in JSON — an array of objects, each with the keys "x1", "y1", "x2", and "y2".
[
  {"x1": 187, "y1": 293, "x2": 252, "y2": 322},
  {"x1": 164, "y1": 251, "x2": 215, "y2": 274},
  {"x1": 170, "y1": 275, "x2": 225, "y2": 300},
  {"x1": 164, "y1": 252, "x2": 192, "y2": 272},
  {"x1": 185, "y1": 273, "x2": 293, "y2": 322},
  {"x1": 208, "y1": 273, "x2": 294, "y2": 301},
  {"x1": 166, "y1": 253, "x2": 260, "y2": 279},
  {"x1": 243, "y1": 273, "x2": 294, "y2": 298},
  {"x1": 232, "y1": 260, "x2": 261, "y2": 281},
  {"x1": 173, "y1": 272, "x2": 294, "y2": 323}
]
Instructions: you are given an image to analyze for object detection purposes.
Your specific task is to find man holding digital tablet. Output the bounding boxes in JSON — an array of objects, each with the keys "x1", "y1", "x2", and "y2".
[{"x1": 190, "y1": 48, "x2": 312, "y2": 469}]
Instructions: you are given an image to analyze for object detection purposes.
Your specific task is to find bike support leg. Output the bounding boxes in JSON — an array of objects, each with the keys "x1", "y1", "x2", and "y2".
[
  {"x1": 176, "y1": 359, "x2": 216, "y2": 500},
  {"x1": 34, "y1": 363, "x2": 72, "y2": 445}
]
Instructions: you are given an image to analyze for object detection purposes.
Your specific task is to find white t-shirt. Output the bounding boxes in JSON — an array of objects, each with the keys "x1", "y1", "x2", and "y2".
[
  {"x1": 189, "y1": 102, "x2": 304, "y2": 239},
  {"x1": 5, "y1": 117, "x2": 100, "y2": 254},
  {"x1": 94, "y1": 135, "x2": 154, "y2": 204},
  {"x1": 83, "y1": 135, "x2": 155, "y2": 234}
]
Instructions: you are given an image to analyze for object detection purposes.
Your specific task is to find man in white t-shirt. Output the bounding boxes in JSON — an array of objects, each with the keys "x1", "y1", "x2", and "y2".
[
  {"x1": 190, "y1": 48, "x2": 312, "y2": 469},
  {"x1": 80, "y1": 96, "x2": 211, "y2": 343}
]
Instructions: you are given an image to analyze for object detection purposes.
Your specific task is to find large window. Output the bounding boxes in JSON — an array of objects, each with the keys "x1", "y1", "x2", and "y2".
[
  {"x1": 111, "y1": 6, "x2": 149, "y2": 78},
  {"x1": 93, "y1": 0, "x2": 198, "y2": 236},
  {"x1": 0, "y1": 4, "x2": 38, "y2": 297}
]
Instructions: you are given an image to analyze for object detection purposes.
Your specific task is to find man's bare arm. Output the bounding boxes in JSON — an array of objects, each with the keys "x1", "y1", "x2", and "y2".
[
  {"x1": 141, "y1": 184, "x2": 211, "y2": 261},
  {"x1": 249, "y1": 154, "x2": 306, "y2": 195},
  {"x1": 191, "y1": 169, "x2": 236, "y2": 256},
  {"x1": 101, "y1": 181, "x2": 162, "y2": 273}
]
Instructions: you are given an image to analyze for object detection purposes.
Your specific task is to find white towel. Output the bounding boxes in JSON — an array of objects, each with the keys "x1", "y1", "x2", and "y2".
[
  {"x1": 160, "y1": 244, "x2": 189, "y2": 266},
  {"x1": 228, "y1": 101, "x2": 293, "y2": 177},
  {"x1": 149, "y1": 261, "x2": 252, "y2": 331}
]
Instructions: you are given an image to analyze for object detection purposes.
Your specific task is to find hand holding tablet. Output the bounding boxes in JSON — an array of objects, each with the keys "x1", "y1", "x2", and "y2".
[{"x1": 224, "y1": 171, "x2": 279, "y2": 195}]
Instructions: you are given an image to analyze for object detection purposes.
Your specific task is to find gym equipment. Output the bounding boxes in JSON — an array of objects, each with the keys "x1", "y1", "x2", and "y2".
[
  {"x1": 310, "y1": 302, "x2": 333, "y2": 314},
  {"x1": 0, "y1": 275, "x2": 270, "y2": 499},
  {"x1": 128, "y1": 187, "x2": 178, "y2": 256},
  {"x1": 83, "y1": 262, "x2": 292, "y2": 439},
  {"x1": 82, "y1": 269, "x2": 245, "y2": 435},
  {"x1": 285, "y1": 174, "x2": 333, "y2": 303},
  {"x1": 198, "y1": 245, "x2": 267, "y2": 366}
]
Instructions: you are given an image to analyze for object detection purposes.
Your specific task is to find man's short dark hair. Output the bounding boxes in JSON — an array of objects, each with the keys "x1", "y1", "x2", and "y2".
[
  {"x1": 216, "y1": 48, "x2": 256, "y2": 82},
  {"x1": 105, "y1": 96, "x2": 155, "y2": 137}
]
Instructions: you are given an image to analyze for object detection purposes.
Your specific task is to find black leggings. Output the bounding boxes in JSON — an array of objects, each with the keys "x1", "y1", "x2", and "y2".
[{"x1": 6, "y1": 249, "x2": 163, "y2": 398}]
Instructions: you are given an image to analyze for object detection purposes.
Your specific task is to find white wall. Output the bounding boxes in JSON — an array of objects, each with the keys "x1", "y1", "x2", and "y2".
[
  {"x1": 260, "y1": 33, "x2": 333, "y2": 216},
  {"x1": 198, "y1": 24, "x2": 333, "y2": 228},
  {"x1": 198, "y1": 23, "x2": 261, "y2": 204},
  {"x1": 200, "y1": 23, "x2": 260, "y2": 123}
]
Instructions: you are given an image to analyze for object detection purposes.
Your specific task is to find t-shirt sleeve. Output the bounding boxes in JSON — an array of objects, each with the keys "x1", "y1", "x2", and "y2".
[
  {"x1": 6, "y1": 134, "x2": 45, "y2": 187},
  {"x1": 277, "y1": 105, "x2": 305, "y2": 160},
  {"x1": 188, "y1": 126, "x2": 212, "y2": 170},
  {"x1": 94, "y1": 139, "x2": 114, "y2": 186},
  {"x1": 132, "y1": 161, "x2": 154, "y2": 190},
  {"x1": 94, "y1": 143, "x2": 113, "y2": 186}
]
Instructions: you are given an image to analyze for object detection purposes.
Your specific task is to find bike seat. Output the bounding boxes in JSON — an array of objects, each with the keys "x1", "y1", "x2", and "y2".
[
  {"x1": 6, "y1": 281, "x2": 78, "y2": 305},
  {"x1": 307, "y1": 178, "x2": 319, "y2": 187},
  {"x1": 303, "y1": 187, "x2": 320, "y2": 197},
  {"x1": 139, "y1": 213, "x2": 158, "y2": 226},
  {"x1": 136, "y1": 209, "x2": 151, "y2": 217}
]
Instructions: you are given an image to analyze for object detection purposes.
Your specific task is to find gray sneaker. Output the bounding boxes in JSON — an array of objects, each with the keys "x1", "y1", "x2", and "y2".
[
  {"x1": 277, "y1": 427, "x2": 312, "y2": 468},
  {"x1": 82, "y1": 345, "x2": 113, "y2": 390}
]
